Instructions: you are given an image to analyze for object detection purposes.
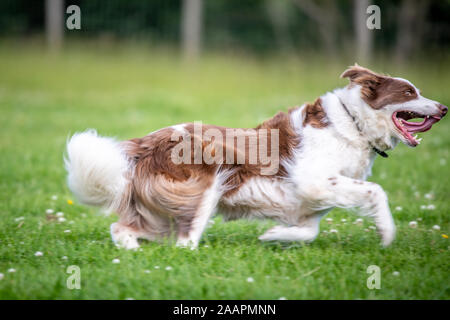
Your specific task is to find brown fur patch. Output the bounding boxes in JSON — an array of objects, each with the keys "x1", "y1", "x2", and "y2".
[
  {"x1": 341, "y1": 65, "x2": 418, "y2": 109},
  {"x1": 303, "y1": 98, "x2": 328, "y2": 128},
  {"x1": 223, "y1": 111, "x2": 300, "y2": 196}
]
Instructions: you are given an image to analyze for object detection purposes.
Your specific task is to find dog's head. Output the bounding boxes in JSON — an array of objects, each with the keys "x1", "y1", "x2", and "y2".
[{"x1": 341, "y1": 65, "x2": 447, "y2": 147}]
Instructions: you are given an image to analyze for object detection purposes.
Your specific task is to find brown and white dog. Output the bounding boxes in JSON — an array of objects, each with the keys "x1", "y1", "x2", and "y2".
[{"x1": 65, "y1": 65, "x2": 447, "y2": 249}]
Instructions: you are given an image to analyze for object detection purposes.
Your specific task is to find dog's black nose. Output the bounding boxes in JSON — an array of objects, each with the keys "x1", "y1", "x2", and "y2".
[{"x1": 439, "y1": 104, "x2": 448, "y2": 117}]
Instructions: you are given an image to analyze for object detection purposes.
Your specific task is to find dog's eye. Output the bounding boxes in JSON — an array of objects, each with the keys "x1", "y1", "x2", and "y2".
[{"x1": 404, "y1": 89, "x2": 414, "y2": 96}]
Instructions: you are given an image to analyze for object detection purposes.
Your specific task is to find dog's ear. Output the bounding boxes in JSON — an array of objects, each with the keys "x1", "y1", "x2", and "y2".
[
  {"x1": 341, "y1": 65, "x2": 385, "y2": 100},
  {"x1": 340, "y1": 64, "x2": 382, "y2": 82}
]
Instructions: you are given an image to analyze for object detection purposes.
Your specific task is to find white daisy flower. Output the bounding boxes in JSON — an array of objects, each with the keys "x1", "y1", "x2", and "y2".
[
  {"x1": 330, "y1": 229, "x2": 338, "y2": 233},
  {"x1": 424, "y1": 193, "x2": 434, "y2": 200},
  {"x1": 112, "y1": 258, "x2": 120, "y2": 264},
  {"x1": 369, "y1": 226, "x2": 376, "y2": 230},
  {"x1": 45, "y1": 209, "x2": 54, "y2": 214},
  {"x1": 392, "y1": 271, "x2": 400, "y2": 276},
  {"x1": 58, "y1": 217, "x2": 66, "y2": 223},
  {"x1": 144, "y1": 270, "x2": 151, "y2": 274},
  {"x1": 427, "y1": 204, "x2": 436, "y2": 210},
  {"x1": 325, "y1": 218, "x2": 333, "y2": 223},
  {"x1": 35, "y1": 251, "x2": 43, "y2": 257},
  {"x1": 64, "y1": 230, "x2": 71, "y2": 233},
  {"x1": 165, "y1": 266, "x2": 173, "y2": 271},
  {"x1": 246, "y1": 277, "x2": 254, "y2": 283},
  {"x1": 432, "y1": 225, "x2": 441, "y2": 231},
  {"x1": 62, "y1": 256, "x2": 68, "y2": 260},
  {"x1": 278, "y1": 297, "x2": 287, "y2": 300},
  {"x1": 409, "y1": 221, "x2": 418, "y2": 228},
  {"x1": 154, "y1": 266, "x2": 160, "y2": 269},
  {"x1": 354, "y1": 218, "x2": 363, "y2": 225},
  {"x1": 341, "y1": 219, "x2": 347, "y2": 222},
  {"x1": 0, "y1": 273, "x2": 4, "y2": 280},
  {"x1": 395, "y1": 206, "x2": 403, "y2": 211},
  {"x1": 7, "y1": 268, "x2": 16, "y2": 273},
  {"x1": 51, "y1": 195, "x2": 58, "y2": 200},
  {"x1": 420, "y1": 205, "x2": 427, "y2": 210},
  {"x1": 56, "y1": 212, "x2": 64, "y2": 217}
]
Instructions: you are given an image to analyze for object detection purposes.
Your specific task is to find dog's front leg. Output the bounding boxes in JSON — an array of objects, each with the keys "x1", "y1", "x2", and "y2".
[{"x1": 300, "y1": 175, "x2": 396, "y2": 246}]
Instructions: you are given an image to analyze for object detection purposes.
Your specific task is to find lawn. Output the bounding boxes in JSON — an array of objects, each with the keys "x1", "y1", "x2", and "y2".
[{"x1": 0, "y1": 43, "x2": 449, "y2": 299}]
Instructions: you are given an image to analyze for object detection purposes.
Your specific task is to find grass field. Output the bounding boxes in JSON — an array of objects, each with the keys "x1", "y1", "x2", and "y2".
[{"x1": 0, "y1": 44, "x2": 449, "y2": 299}]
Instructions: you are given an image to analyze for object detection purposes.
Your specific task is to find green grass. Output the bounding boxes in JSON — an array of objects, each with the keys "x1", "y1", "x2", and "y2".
[{"x1": 0, "y1": 44, "x2": 449, "y2": 299}]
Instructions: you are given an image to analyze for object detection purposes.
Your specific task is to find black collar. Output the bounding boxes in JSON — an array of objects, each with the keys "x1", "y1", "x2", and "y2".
[{"x1": 336, "y1": 95, "x2": 389, "y2": 158}]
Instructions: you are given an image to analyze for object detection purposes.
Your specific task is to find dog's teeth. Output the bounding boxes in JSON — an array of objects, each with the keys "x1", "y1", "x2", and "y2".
[
  {"x1": 414, "y1": 135, "x2": 418, "y2": 139},
  {"x1": 417, "y1": 138, "x2": 422, "y2": 143}
]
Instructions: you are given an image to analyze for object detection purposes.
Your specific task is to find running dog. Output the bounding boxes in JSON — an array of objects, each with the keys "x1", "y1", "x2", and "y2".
[{"x1": 65, "y1": 65, "x2": 447, "y2": 249}]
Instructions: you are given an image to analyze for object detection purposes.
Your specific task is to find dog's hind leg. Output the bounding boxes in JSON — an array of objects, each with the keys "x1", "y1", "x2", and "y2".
[
  {"x1": 110, "y1": 215, "x2": 171, "y2": 250},
  {"x1": 111, "y1": 200, "x2": 172, "y2": 249},
  {"x1": 176, "y1": 176, "x2": 224, "y2": 249}
]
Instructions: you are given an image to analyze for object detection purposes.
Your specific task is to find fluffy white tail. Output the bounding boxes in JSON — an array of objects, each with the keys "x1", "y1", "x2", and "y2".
[{"x1": 65, "y1": 130, "x2": 130, "y2": 211}]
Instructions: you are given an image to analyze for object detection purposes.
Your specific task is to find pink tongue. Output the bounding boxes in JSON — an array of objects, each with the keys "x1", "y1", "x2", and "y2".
[{"x1": 401, "y1": 117, "x2": 440, "y2": 133}]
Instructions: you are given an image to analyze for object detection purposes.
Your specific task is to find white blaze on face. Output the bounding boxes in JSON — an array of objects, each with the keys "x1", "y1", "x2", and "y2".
[{"x1": 388, "y1": 78, "x2": 441, "y2": 116}]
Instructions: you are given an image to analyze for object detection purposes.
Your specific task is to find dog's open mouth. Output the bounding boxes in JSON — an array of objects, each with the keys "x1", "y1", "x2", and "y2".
[{"x1": 392, "y1": 111, "x2": 442, "y2": 146}]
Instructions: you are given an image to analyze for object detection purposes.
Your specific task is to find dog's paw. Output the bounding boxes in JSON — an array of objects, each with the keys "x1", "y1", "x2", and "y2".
[
  {"x1": 379, "y1": 224, "x2": 396, "y2": 247},
  {"x1": 258, "y1": 226, "x2": 285, "y2": 241},
  {"x1": 176, "y1": 238, "x2": 198, "y2": 250},
  {"x1": 110, "y1": 223, "x2": 140, "y2": 250},
  {"x1": 259, "y1": 225, "x2": 319, "y2": 242}
]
